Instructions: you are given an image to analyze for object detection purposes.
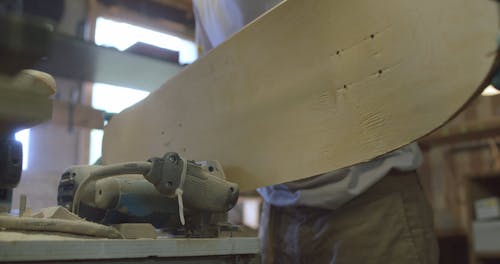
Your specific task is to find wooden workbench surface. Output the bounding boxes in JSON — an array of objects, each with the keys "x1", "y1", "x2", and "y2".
[{"x1": 0, "y1": 231, "x2": 259, "y2": 262}]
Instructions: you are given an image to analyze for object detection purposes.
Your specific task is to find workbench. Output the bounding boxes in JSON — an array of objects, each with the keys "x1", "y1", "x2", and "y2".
[{"x1": 0, "y1": 232, "x2": 260, "y2": 263}]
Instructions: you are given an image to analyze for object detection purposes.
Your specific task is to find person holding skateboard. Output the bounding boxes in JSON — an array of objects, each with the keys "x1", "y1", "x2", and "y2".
[{"x1": 192, "y1": 1, "x2": 439, "y2": 263}]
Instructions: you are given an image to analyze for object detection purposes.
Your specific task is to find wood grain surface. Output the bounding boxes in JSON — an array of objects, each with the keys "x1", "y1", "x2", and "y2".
[{"x1": 103, "y1": 0, "x2": 499, "y2": 191}]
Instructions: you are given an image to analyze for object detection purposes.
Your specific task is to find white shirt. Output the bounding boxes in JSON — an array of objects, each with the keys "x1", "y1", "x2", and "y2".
[
  {"x1": 193, "y1": 0, "x2": 283, "y2": 52},
  {"x1": 193, "y1": 0, "x2": 422, "y2": 209},
  {"x1": 257, "y1": 143, "x2": 422, "y2": 209}
]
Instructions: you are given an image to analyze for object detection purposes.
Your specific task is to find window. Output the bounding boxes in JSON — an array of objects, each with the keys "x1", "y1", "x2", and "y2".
[
  {"x1": 89, "y1": 83, "x2": 150, "y2": 164},
  {"x1": 94, "y1": 17, "x2": 198, "y2": 65},
  {"x1": 88, "y1": 17, "x2": 197, "y2": 164},
  {"x1": 14, "y1": 129, "x2": 30, "y2": 170}
]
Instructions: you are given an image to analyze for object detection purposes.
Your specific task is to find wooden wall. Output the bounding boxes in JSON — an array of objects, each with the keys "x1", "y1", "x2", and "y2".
[{"x1": 419, "y1": 95, "x2": 500, "y2": 232}]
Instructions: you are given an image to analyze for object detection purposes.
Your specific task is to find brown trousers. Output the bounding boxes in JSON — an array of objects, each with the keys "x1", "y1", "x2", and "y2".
[{"x1": 259, "y1": 170, "x2": 439, "y2": 264}]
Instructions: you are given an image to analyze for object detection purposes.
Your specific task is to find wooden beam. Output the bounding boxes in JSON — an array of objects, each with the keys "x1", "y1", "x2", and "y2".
[
  {"x1": 102, "y1": 0, "x2": 499, "y2": 191},
  {"x1": 51, "y1": 100, "x2": 104, "y2": 130},
  {"x1": 149, "y1": 0, "x2": 193, "y2": 14},
  {"x1": 34, "y1": 34, "x2": 183, "y2": 92}
]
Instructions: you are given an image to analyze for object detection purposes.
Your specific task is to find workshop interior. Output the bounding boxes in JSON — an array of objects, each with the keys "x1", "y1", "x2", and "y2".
[{"x1": 2, "y1": 0, "x2": 500, "y2": 263}]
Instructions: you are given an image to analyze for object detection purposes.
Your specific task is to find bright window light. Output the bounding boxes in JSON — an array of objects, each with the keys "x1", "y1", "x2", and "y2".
[
  {"x1": 14, "y1": 129, "x2": 30, "y2": 170},
  {"x1": 242, "y1": 198, "x2": 262, "y2": 229},
  {"x1": 89, "y1": 83, "x2": 149, "y2": 164},
  {"x1": 94, "y1": 17, "x2": 198, "y2": 64},
  {"x1": 91, "y1": 17, "x2": 192, "y2": 164},
  {"x1": 89, "y1": 129, "x2": 104, "y2": 165},
  {"x1": 482, "y1": 85, "x2": 500, "y2": 97},
  {"x1": 92, "y1": 83, "x2": 150, "y2": 114}
]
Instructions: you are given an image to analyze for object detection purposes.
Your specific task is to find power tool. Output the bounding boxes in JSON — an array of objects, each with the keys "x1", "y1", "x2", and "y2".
[{"x1": 57, "y1": 152, "x2": 239, "y2": 238}]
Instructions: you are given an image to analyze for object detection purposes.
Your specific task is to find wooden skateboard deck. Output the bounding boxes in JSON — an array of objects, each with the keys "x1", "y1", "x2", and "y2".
[{"x1": 102, "y1": 0, "x2": 499, "y2": 191}]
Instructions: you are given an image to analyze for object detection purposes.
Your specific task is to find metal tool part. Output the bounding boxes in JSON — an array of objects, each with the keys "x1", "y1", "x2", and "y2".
[{"x1": 0, "y1": 138, "x2": 22, "y2": 213}]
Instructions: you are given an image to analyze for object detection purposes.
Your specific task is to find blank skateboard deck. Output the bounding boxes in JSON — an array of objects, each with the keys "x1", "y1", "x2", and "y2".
[{"x1": 102, "y1": 0, "x2": 499, "y2": 191}]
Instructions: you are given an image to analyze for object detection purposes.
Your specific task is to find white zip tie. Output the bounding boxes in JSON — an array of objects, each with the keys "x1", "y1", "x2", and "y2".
[{"x1": 176, "y1": 157, "x2": 188, "y2": 225}]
